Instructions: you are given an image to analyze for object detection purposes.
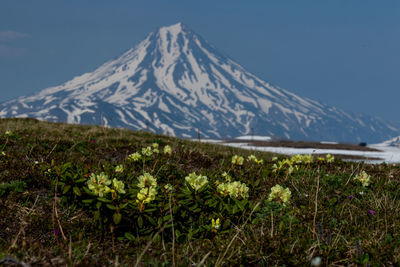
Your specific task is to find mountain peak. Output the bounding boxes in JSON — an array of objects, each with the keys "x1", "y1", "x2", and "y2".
[
  {"x1": 1, "y1": 23, "x2": 399, "y2": 142},
  {"x1": 158, "y1": 22, "x2": 189, "y2": 35}
]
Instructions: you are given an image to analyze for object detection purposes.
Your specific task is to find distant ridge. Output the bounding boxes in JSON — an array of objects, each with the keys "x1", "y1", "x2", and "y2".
[{"x1": 1, "y1": 22, "x2": 399, "y2": 142}]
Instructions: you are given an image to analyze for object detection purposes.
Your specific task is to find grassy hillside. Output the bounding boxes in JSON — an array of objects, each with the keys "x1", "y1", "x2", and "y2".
[{"x1": 0, "y1": 118, "x2": 400, "y2": 266}]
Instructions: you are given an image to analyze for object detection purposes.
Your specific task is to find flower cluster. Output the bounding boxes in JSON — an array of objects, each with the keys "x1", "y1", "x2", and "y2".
[
  {"x1": 128, "y1": 152, "x2": 141, "y2": 162},
  {"x1": 142, "y1": 146, "x2": 153, "y2": 157},
  {"x1": 87, "y1": 172, "x2": 111, "y2": 197},
  {"x1": 163, "y1": 145, "x2": 172, "y2": 155},
  {"x1": 136, "y1": 172, "x2": 158, "y2": 211},
  {"x1": 217, "y1": 180, "x2": 249, "y2": 199},
  {"x1": 326, "y1": 154, "x2": 335, "y2": 163},
  {"x1": 232, "y1": 155, "x2": 244, "y2": 166},
  {"x1": 317, "y1": 154, "x2": 335, "y2": 163},
  {"x1": 137, "y1": 172, "x2": 157, "y2": 188},
  {"x1": 128, "y1": 143, "x2": 173, "y2": 162},
  {"x1": 268, "y1": 184, "x2": 291, "y2": 205},
  {"x1": 185, "y1": 172, "x2": 208, "y2": 191},
  {"x1": 272, "y1": 154, "x2": 316, "y2": 174},
  {"x1": 115, "y1": 164, "x2": 124, "y2": 173},
  {"x1": 247, "y1": 154, "x2": 263, "y2": 165},
  {"x1": 272, "y1": 159, "x2": 299, "y2": 174},
  {"x1": 354, "y1": 171, "x2": 371, "y2": 187},
  {"x1": 151, "y1": 143, "x2": 159, "y2": 154},
  {"x1": 291, "y1": 154, "x2": 314, "y2": 164},
  {"x1": 87, "y1": 172, "x2": 125, "y2": 198},
  {"x1": 137, "y1": 187, "x2": 157, "y2": 204},
  {"x1": 5, "y1": 130, "x2": 12, "y2": 136},
  {"x1": 211, "y1": 218, "x2": 220, "y2": 232},
  {"x1": 109, "y1": 179, "x2": 126, "y2": 197}
]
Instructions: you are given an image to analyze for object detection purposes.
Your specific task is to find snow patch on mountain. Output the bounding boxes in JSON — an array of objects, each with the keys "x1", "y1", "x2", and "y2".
[{"x1": 0, "y1": 22, "x2": 399, "y2": 143}]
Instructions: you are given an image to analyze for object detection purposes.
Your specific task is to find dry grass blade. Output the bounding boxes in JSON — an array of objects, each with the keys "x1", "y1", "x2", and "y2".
[
  {"x1": 215, "y1": 201, "x2": 260, "y2": 267},
  {"x1": 134, "y1": 220, "x2": 172, "y2": 267},
  {"x1": 196, "y1": 251, "x2": 212, "y2": 267},
  {"x1": 8, "y1": 195, "x2": 39, "y2": 252}
]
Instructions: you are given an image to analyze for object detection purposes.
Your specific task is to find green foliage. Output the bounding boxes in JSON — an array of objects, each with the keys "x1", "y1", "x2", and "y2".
[
  {"x1": 2, "y1": 118, "x2": 400, "y2": 266},
  {"x1": 54, "y1": 144, "x2": 255, "y2": 243},
  {"x1": 52, "y1": 162, "x2": 88, "y2": 200},
  {"x1": 0, "y1": 180, "x2": 27, "y2": 197}
]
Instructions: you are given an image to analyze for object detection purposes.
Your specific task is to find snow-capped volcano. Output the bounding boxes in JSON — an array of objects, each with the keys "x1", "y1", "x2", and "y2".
[{"x1": 0, "y1": 22, "x2": 399, "y2": 142}]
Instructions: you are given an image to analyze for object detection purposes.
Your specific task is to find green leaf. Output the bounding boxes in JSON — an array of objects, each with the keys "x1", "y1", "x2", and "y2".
[
  {"x1": 75, "y1": 178, "x2": 87, "y2": 183},
  {"x1": 83, "y1": 187, "x2": 92, "y2": 194},
  {"x1": 232, "y1": 204, "x2": 238, "y2": 214},
  {"x1": 279, "y1": 221, "x2": 285, "y2": 231},
  {"x1": 62, "y1": 185, "x2": 71, "y2": 194},
  {"x1": 120, "y1": 202, "x2": 129, "y2": 209},
  {"x1": 163, "y1": 214, "x2": 172, "y2": 222},
  {"x1": 146, "y1": 215, "x2": 156, "y2": 226},
  {"x1": 73, "y1": 186, "x2": 82, "y2": 196},
  {"x1": 97, "y1": 197, "x2": 111, "y2": 203},
  {"x1": 106, "y1": 204, "x2": 117, "y2": 210},
  {"x1": 124, "y1": 232, "x2": 135, "y2": 241},
  {"x1": 189, "y1": 204, "x2": 199, "y2": 211},
  {"x1": 82, "y1": 199, "x2": 94, "y2": 204},
  {"x1": 113, "y1": 212, "x2": 122, "y2": 225}
]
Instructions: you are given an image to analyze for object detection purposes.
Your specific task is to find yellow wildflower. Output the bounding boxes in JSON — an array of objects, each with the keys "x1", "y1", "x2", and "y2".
[
  {"x1": 255, "y1": 159, "x2": 264, "y2": 165},
  {"x1": 128, "y1": 152, "x2": 141, "y2": 162},
  {"x1": 163, "y1": 145, "x2": 172, "y2": 155},
  {"x1": 268, "y1": 184, "x2": 291, "y2": 205},
  {"x1": 112, "y1": 178, "x2": 126, "y2": 194},
  {"x1": 354, "y1": 171, "x2": 371, "y2": 187},
  {"x1": 185, "y1": 172, "x2": 208, "y2": 191},
  {"x1": 211, "y1": 218, "x2": 220, "y2": 232},
  {"x1": 136, "y1": 187, "x2": 157, "y2": 204},
  {"x1": 142, "y1": 146, "x2": 153, "y2": 157},
  {"x1": 232, "y1": 155, "x2": 244, "y2": 166},
  {"x1": 87, "y1": 172, "x2": 111, "y2": 197},
  {"x1": 326, "y1": 154, "x2": 335, "y2": 163},
  {"x1": 217, "y1": 180, "x2": 249, "y2": 199},
  {"x1": 247, "y1": 155, "x2": 257, "y2": 162},
  {"x1": 115, "y1": 164, "x2": 124, "y2": 173},
  {"x1": 137, "y1": 173, "x2": 157, "y2": 189}
]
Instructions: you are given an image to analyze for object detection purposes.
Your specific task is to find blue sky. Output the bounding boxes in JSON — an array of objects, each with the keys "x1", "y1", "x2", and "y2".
[{"x1": 1, "y1": 0, "x2": 400, "y2": 124}]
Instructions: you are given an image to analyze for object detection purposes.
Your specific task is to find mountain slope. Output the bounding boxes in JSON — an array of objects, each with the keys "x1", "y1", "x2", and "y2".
[
  {"x1": 377, "y1": 136, "x2": 400, "y2": 147},
  {"x1": 0, "y1": 22, "x2": 398, "y2": 142}
]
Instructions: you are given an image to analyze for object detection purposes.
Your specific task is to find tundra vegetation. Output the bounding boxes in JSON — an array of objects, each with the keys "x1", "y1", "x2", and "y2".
[{"x1": 0, "y1": 118, "x2": 400, "y2": 266}]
